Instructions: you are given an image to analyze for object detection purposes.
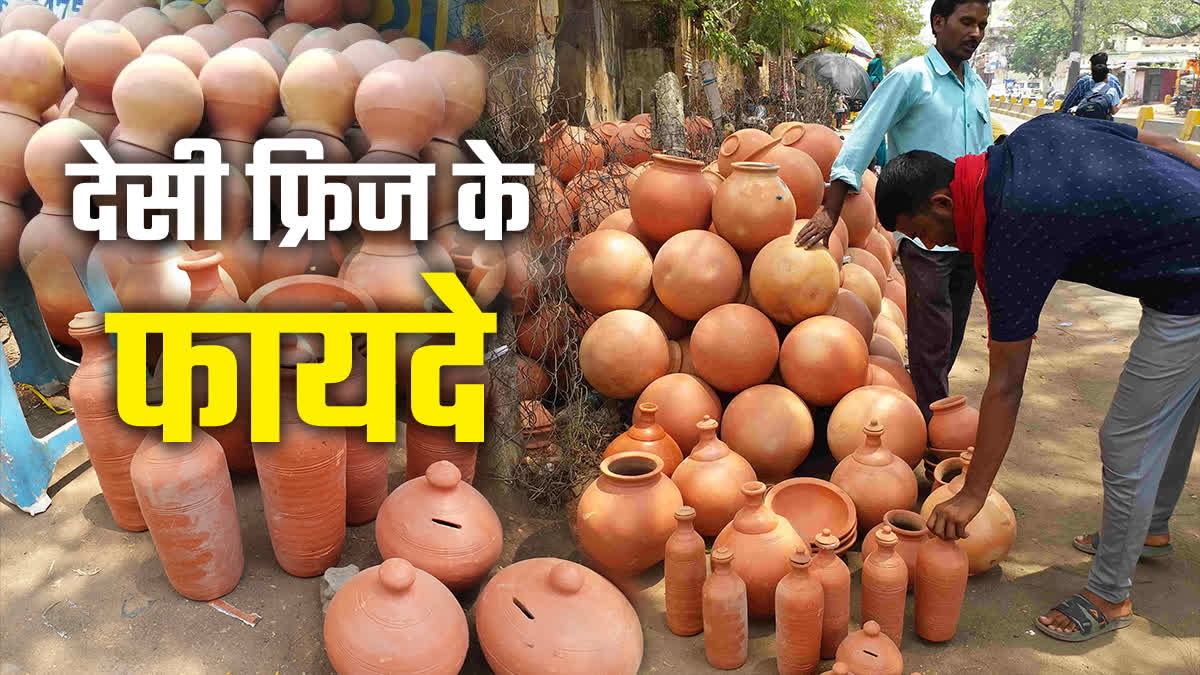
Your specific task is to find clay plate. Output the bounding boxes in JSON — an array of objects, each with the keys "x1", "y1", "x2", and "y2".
[
  {"x1": 765, "y1": 477, "x2": 857, "y2": 543},
  {"x1": 247, "y1": 274, "x2": 378, "y2": 312}
]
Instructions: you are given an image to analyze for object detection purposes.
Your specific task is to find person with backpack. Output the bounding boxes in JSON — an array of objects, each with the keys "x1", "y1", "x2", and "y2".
[{"x1": 1060, "y1": 52, "x2": 1124, "y2": 120}]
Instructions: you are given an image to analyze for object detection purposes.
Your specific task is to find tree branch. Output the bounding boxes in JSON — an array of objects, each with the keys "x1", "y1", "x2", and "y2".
[
  {"x1": 1113, "y1": 19, "x2": 1200, "y2": 38},
  {"x1": 1056, "y1": 0, "x2": 1072, "y2": 18}
]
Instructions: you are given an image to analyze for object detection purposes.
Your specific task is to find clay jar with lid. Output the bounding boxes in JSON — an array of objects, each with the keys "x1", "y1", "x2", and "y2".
[
  {"x1": 119, "y1": 8, "x2": 179, "y2": 50},
  {"x1": 575, "y1": 452, "x2": 683, "y2": 576},
  {"x1": 862, "y1": 509, "x2": 929, "y2": 590},
  {"x1": 355, "y1": 58, "x2": 445, "y2": 159},
  {"x1": 324, "y1": 559, "x2": 469, "y2": 675},
  {"x1": 579, "y1": 309, "x2": 670, "y2": 401},
  {"x1": 652, "y1": 229, "x2": 743, "y2": 321},
  {"x1": 690, "y1": 303, "x2": 779, "y2": 392},
  {"x1": 713, "y1": 481, "x2": 806, "y2": 618},
  {"x1": 773, "y1": 122, "x2": 842, "y2": 181},
  {"x1": 635, "y1": 373, "x2": 723, "y2": 455},
  {"x1": 921, "y1": 450, "x2": 1017, "y2": 575},
  {"x1": 672, "y1": 417, "x2": 757, "y2": 537},
  {"x1": 111, "y1": 54, "x2": 203, "y2": 157},
  {"x1": 284, "y1": 0, "x2": 340, "y2": 27},
  {"x1": 476, "y1": 558, "x2": 643, "y2": 674},
  {"x1": 628, "y1": 154, "x2": 713, "y2": 244},
  {"x1": 928, "y1": 395, "x2": 979, "y2": 450},
  {"x1": 914, "y1": 535, "x2": 968, "y2": 642},
  {"x1": 749, "y1": 234, "x2": 840, "y2": 326},
  {"x1": 827, "y1": 385, "x2": 927, "y2": 468},
  {"x1": 835, "y1": 621, "x2": 903, "y2": 675},
  {"x1": 779, "y1": 316, "x2": 869, "y2": 407},
  {"x1": 703, "y1": 546, "x2": 749, "y2": 670},
  {"x1": 862, "y1": 527, "x2": 908, "y2": 648},
  {"x1": 716, "y1": 128, "x2": 773, "y2": 176},
  {"x1": 721, "y1": 384, "x2": 814, "y2": 483},
  {"x1": 199, "y1": 47, "x2": 279, "y2": 167},
  {"x1": 811, "y1": 529, "x2": 850, "y2": 659},
  {"x1": 713, "y1": 162, "x2": 797, "y2": 253},
  {"x1": 566, "y1": 229, "x2": 653, "y2": 315},
  {"x1": 776, "y1": 549, "x2": 824, "y2": 675},
  {"x1": 665, "y1": 506, "x2": 706, "y2": 636},
  {"x1": 541, "y1": 120, "x2": 604, "y2": 184},
  {"x1": 68, "y1": 312, "x2": 148, "y2": 532},
  {"x1": 162, "y1": 1, "x2": 212, "y2": 32},
  {"x1": 830, "y1": 420, "x2": 918, "y2": 531},
  {"x1": 602, "y1": 402, "x2": 683, "y2": 477},
  {"x1": 63, "y1": 21, "x2": 141, "y2": 139},
  {"x1": 375, "y1": 461, "x2": 502, "y2": 591}
]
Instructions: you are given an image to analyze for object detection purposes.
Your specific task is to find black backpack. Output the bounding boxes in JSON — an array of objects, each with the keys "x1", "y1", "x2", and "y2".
[{"x1": 1074, "y1": 81, "x2": 1114, "y2": 120}]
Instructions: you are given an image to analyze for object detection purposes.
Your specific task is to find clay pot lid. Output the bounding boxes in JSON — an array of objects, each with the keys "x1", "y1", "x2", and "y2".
[
  {"x1": 711, "y1": 546, "x2": 733, "y2": 563},
  {"x1": 177, "y1": 248, "x2": 223, "y2": 271},
  {"x1": 247, "y1": 274, "x2": 378, "y2": 312},
  {"x1": 874, "y1": 525, "x2": 898, "y2": 548},
  {"x1": 929, "y1": 394, "x2": 968, "y2": 413},
  {"x1": 675, "y1": 505, "x2": 697, "y2": 522},
  {"x1": 68, "y1": 310, "x2": 106, "y2": 336},
  {"x1": 378, "y1": 558, "x2": 417, "y2": 593},
  {"x1": 766, "y1": 478, "x2": 856, "y2": 543},
  {"x1": 599, "y1": 451, "x2": 664, "y2": 484},
  {"x1": 853, "y1": 419, "x2": 894, "y2": 467},
  {"x1": 815, "y1": 528, "x2": 840, "y2": 550},
  {"x1": 649, "y1": 153, "x2": 704, "y2": 171},
  {"x1": 789, "y1": 547, "x2": 812, "y2": 567},
  {"x1": 425, "y1": 460, "x2": 463, "y2": 489}
]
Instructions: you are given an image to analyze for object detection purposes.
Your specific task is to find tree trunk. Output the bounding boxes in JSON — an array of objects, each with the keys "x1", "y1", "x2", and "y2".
[{"x1": 1066, "y1": 0, "x2": 1087, "y2": 86}]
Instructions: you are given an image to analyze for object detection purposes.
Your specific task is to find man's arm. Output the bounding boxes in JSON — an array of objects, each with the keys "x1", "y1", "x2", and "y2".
[
  {"x1": 1138, "y1": 128, "x2": 1200, "y2": 169},
  {"x1": 927, "y1": 338, "x2": 1033, "y2": 540},
  {"x1": 1059, "y1": 78, "x2": 1085, "y2": 112}
]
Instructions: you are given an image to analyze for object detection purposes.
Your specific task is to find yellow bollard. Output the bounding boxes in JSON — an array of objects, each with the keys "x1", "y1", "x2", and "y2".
[
  {"x1": 1136, "y1": 105, "x2": 1154, "y2": 129},
  {"x1": 1181, "y1": 109, "x2": 1200, "y2": 142}
]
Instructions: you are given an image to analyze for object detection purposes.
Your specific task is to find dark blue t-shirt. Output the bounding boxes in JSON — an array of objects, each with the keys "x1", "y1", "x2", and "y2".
[{"x1": 981, "y1": 114, "x2": 1200, "y2": 342}]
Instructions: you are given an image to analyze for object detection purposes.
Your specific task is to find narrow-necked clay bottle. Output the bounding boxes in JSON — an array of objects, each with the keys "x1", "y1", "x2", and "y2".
[
  {"x1": 862, "y1": 509, "x2": 929, "y2": 590},
  {"x1": 703, "y1": 546, "x2": 748, "y2": 670},
  {"x1": 835, "y1": 621, "x2": 903, "y2": 675},
  {"x1": 68, "y1": 312, "x2": 147, "y2": 532},
  {"x1": 327, "y1": 341, "x2": 390, "y2": 524},
  {"x1": 602, "y1": 402, "x2": 684, "y2": 477},
  {"x1": 665, "y1": 505, "x2": 706, "y2": 637},
  {"x1": 713, "y1": 481, "x2": 806, "y2": 618},
  {"x1": 63, "y1": 20, "x2": 140, "y2": 139},
  {"x1": 812, "y1": 528, "x2": 850, "y2": 659},
  {"x1": 776, "y1": 548, "x2": 824, "y2": 675},
  {"x1": 862, "y1": 526, "x2": 908, "y2": 648},
  {"x1": 915, "y1": 535, "x2": 968, "y2": 642},
  {"x1": 830, "y1": 419, "x2": 918, "y2": 531},
  {"x1": 672, "y1": 416, "x2": 758, "y2": 536}
]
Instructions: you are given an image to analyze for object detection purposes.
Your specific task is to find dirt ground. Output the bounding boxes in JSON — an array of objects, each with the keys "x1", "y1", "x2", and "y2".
[{"x1": 2, "y1": 280, "x2": 1198, "y2": 675}]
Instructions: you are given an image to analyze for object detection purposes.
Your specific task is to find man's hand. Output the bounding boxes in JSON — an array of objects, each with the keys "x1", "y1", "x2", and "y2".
[
  {"x1": 927, "y1": 490, "x2": 986, "y2": 540},
  {"x1": 794, "y1": 207, "x2": 837, "y2": 249}
]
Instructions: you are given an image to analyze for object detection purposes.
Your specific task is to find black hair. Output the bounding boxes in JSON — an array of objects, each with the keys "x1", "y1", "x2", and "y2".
[
  {"x1": 930, "y1": 0, "x2": 990, "y2": 29},
  {"x1": 875, "y1": 150, "x2": 956, "y2": 231},
  {"x1": 1090, "y1": 52, "x2": 1108, "y2": 66}
]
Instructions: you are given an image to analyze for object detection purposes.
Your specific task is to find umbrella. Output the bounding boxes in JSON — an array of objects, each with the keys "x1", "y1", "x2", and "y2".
[{"x1": 798, "y1": 52, "x2": 874, "y2": 101}]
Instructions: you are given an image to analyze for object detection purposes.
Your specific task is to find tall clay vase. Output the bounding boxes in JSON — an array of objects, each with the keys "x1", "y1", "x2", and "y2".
[
  {"x1": 406, "y1": 412, "x2": 479, "y2": 484},
  {"x1": 920, "y1": 450, "x2": 1017, "y2": 575},
  {"x1": 862, "y1": 526, "x2": 908, "y2": 648},
  {"x1": 330, "y1": 344, "x2": 390, "y2": 524},
  {"x1": 829, "y1": 419, "x2": 918, "y2": 531},
  {"x1": 131, "y1": 427, "x2": 244, "y2": 601},
  {"x1": 64, "y1": 20, "x2": 141, "y2": 140},
  {"x1": 914, "y1": 535, "x2": 968, "y2": 642},
  {"x1": 713, "y1": 481, "x2": 806, "y2": 618},
  {"x1": 576, "y1": 452, "x2": 684, "y2": 577},
  {"x1": 375, "y1": 461, "x2": 503, "y2": 592},
  {"x1": 338, "y1": 231, "x2": 432, "y2": 313},
  {"x1": 703, "y1": 546, "x2": 748, "y2": 670},
  {"x1": 835, "y1": 621, "x2": 903, "y2": 675},
  {"x1": 602, "y1": 401, "x2": 683, "y2": 477},
  {"x1": 672, "y1": 417, "x2": 758, "y2": 536},
  {"x1": 665, "y1": 506, "x2": 707, "y2": 637},
  {"x1": 628, "y1": 153, "x2": 713, "y2": 244},
  {"x1": 324, "y1": 559, "x2": 469, "y2": 675},
  {"x1": 812, "y1": 529, "x2": 850, "y2": 659},
  {"x1": 68, "y1": 312, "x2": 147, "y2": 532},
  {"x1": 862, "y1": 510, "x2": 929, "y2": 590},
  {"x1": 776, "y1": 549, "x2": 824, "y2": 675},
  {"x1": 712, "y1": 161, "x2": 797, "y2": 253},
  {"x1": 422, "y1": 139, "x2": 470, "y2": 232},
  {"x1": 928, "y1": 395, "x2": 979, "y2": 449}
]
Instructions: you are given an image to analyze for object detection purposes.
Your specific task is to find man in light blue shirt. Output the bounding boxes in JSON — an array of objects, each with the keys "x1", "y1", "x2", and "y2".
[{"x1": 795, "y1": 0, "x2": 992, "y2": 422}]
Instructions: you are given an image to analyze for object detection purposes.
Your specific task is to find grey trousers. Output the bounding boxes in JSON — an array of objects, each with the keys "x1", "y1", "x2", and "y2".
[{"x1": 1087, "y1": 305, "x2": 1200, "y2": 604}]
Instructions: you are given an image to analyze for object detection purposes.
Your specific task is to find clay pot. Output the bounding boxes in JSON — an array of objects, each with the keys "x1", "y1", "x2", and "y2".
[
  {"x1": 773, "y1": 122, "x2": 842, "y2": 181},
  {"x1": 284, "y1": 0, "x2": 340, "y2": 26},
  {"x1": 635, "y1": 373, "x2": 723, "y2": 455},
  {"x1": 324, "y1": 559, "x2": 469, "y2": 675},
  {"x1": 418, "y1": 49, "x2": 486, "y2": 141},
  {"x1": 713, "y1": 481, "x2": 806, "y2": 618},
  {"x1": 594, "y1": 208, "x2": 654, "y2": 251},
  {"x1": 91, "y1": 0, "x2": 158, "y2": 22},
  {"x1": 515, "y1": 305, "x2": 569, "y2": 363},
  {"x1": 842, "y1": 190, "x2": 877, "y2": 248},
  {"x1": 914, "y1": 536, "x2": 968, "y2": 642},
  {"x1": 579, "y1": 309, "x2": 670, "y2": 400},
  {"x1": 603, "y1": 401, "x2": 683, "y2": 477},
  {"x1": 576, "y1": 452, "x2": 683, "y2": 575},
  {"x1": 355, "y1": 58, "x2": 445, "y2": 157},
  {"x1": 867, "y1": 355, "x2": 917, "y2": 402},
  {"x1": 779, "y1": 316, "x2": 869, "y2": 407},
  {"x1": 541, "y1": 120, "x2": 604, "y2": 184},
  {"x1": 576, "y1": 168, "x2": 631, "y2": 233},
  {"x1": 515, "y1": 354, "x2": 551, "y2": 401},
  {"x1": 847, "y1": 247, "x2": 887, "y2": 293},
  {"x1": 338, "y1": 231, "x2": 431, "y2": 312},
  {"x1": 259, "y1": 227, "x2": 345, "y2": 282},
  {"x1": 339, "y1": 38, "x2": 396, "y2": 76},
  {"x1": 162, "y1": 1, "x2": 213, "y2": 32},
  {"x1": 684, "y1": 115, "x2": 714, "y2": 154},
  {"x1": 120, "y1": 8, "x2": 180, "y2": 49},
  {"x1": 527, "y1": 170, "x2": 571, "y2": 247},
  {"x1": 861, "y1": 526, "x2": 909, "y2": 648},
  {"x1": 566, "y1": 230, "x2": 652, "y2": 315},
  {"x1": 24, "y1": 118, "x2": 99, "y2": 218},
  {"x1": 281, "y1": 48, "x2": 360, "y2": 137},
  {"x1": 405, "y1": 413, "x2": 478, "y2": 484},
  {"x1": 612, "y1": 120, "x2": 652, "y2": 166},
  {"x1": 866, "y1": 229, "x2": 894, "y2": 271},
  {"x1": 337, "y1": 21, "x2": 378, "y2": 43},
  {"x1": 68, "y1": 312, "x2": 148, "y2": 532},
  {"x1": 665, "y1": 506, "x2": 707, "y2": 636},
  {"x1": 921, "y1": 451, "x2": 1017, "y2": 575},
  {"x1": 703, "y1": 546, "x2": 749, "y2": 669},
  {"x1": 269, "y1": 21, "x2": 312, "y2": 55},
  {"x1": 870, "y1": 334, "x2": 904, "y2": 363},
  {"x1": 143, "y1": 35, "x2": 211, "y2": 76},
  {"x1": 879, "y1": 298, "x2": 906, "y2": 333},
  {"x1": 199, "y1": 47, "x2": 279, "y2": 144},
  {"x1": 713, "y1": 162, "x2": 796, "y2": 253},
  {"x1": 0, "y1": 30, "x2": 64, "y2": 124},
  {"x1": 929, "y1": 452, "x2": 964, "y2": 490},
  {"x1": 748, "y1": 140, "x2": 824, "y2": 219},
  {"x1": 476, "y1": 558, "x2": 643, "y2": 674},
  {"x1": 388, "y1": 36, "x2": 429, "y2": 60},
  {"x1": 652, "y1": 229, "x2": 742, "y2": 320},
  {"x1": 690, "y1": 303, "x2": 779, "y2": 392},
  {"x1": 112, "y1": 55, "x2": 203, "y2": 156},
  {"x1": 2, "y1": 4, "x2": 57, "y2": 34},
  {"x1": 862, "y1": 509, "x2": 929, "y2": 590},
  {"x1": 830, "y1": 419, "x2": 918, "y2": 531},
  {"x1": 46, "y1": 16, "x2": 87, "y2": 54},
  {"x1": 827, "y1": 385, "x2": 926, "y2": 468},
  {"x1": 183, "y1": 24, "x2": 235, "y2": 55},
  {"x1": 721, "y1": 384, "x2": 813, "y2": 483},
  {"x1": 776, "y1": 549, "x2": 824, "y2": 675},
  {"x1": 628, "y1": 153, "x2": 712, "y2": 244},
  {"x1": 702, "y1": 164, "x2": 723, "y2": 194},
  {"x1": 747, "y1": 235, "x2": 840, "y2": 326},
  {"x1": 874, "y1": 316, "x2": 906, "y2": 359},
  {"x1": 17, "y1": 200, "x2": 95, "y2": 345},
  {"x1": 673, "y1": 417, "x2": 758, "y2": 536},
  {"x1": 835, "y1": 620, "x2": 903, "y2": 675},
  {"x1": 811, "y1": 529, "x2": 851, "y2": 659},
  {"x1": 205, "y1": 0, "x2": 226, "y2": 20},
  {"x1": 224, "y1": 0, "x2": 277, "y2": 20},
  {"x1": 0, "y1": 203, "x2": 23, "y2": 278},
  {"x1": 841, "y1": 262, "x2": 882, "y2": 317},
  {"x1": 928, "y1": 395, "x2": 979, "y2": 450},
  {"x1": 716, "y1": 127, "x2": 772, "y2": 176},
  {"x1": 827, "y1": 287, "x2": 874, "y2": 346}
]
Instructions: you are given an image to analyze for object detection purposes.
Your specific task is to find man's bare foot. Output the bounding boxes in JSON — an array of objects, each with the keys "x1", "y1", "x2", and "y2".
[
  {"x1": 1074, "y1": 533, "x2": 1170, "y2": 548},
  {"x1": 1038, "y1": 589, "x2": 1132, "y2": 634}
]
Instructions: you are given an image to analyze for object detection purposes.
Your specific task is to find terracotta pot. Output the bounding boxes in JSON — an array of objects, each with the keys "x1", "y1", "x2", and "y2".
[
  {"x1": 476, "y1": 558, "x2": 643, "y2": 674},
  {"x1": 576, "y1": 167, "x2": 631, "y2": 233},
  {"x1": 338, "y1": 230, "x2": 432, "y2": 312},
  {"x1": 847, "y1": 247, "x2": 887, "y2": 293},
  {"x1": 514, "y1": 354, "x2": 551, "y2": 401},
  {"x1": 713, "y1": 481, "x2": 805, "y2": 618},
  {"x1": 713, "y1": 162, "x2": 796, "y2": 253},
  {"x1": 143, "y1": 34, "x2": 211, "y2": 76},
  {"x1": 259, "y1": 227, "x2": 345, "y2": 283},
  {"x1": 672, "y1": 417, "x2": 758, "y2": 537},
  {"x1": 612, "y1": 120, "x2": 652, "y2": 167},
  {"x1": 284, "y1": 0, "x2": 340, "y2": 27},
  {"x1": 336, "y1": 21, "x2": 378, "y2": 44},
  {"x1": 339, "y1": 37, "x2": 395, "y2": 77},
  {"x1": 866, "y1": 229, "x2": 893, "y2": 270},
  {"x1": 205, "y1": 0, "x2": 226, "y2": 20},
  {"x1": 418, "y1": 49, "x2": 486, "y2": 141},
  {"x1": 921, "y1": 451, "x2": 1017, "y2": 575},
  {"x1": 565, "y1": 229, "x2": 652, "y2": 315},
  {"x1": 827, "y1": 385, "x2": 926, "y2": 468},
  {"x1": 874, "y1": 316, "x2": 906, "y2": 359},
  {"x1": 46, "y1": 16, "x2": 88, "y2": 55},
  {"x1": 928, "y1": 395, "x2": 979, "y2": 450},
  {"x1": 628, "y1": 153, "x2": 712, "y2": 244},
  {"x1": 690, "y1": 303, "x2": 779, "y2": 392},
  {"x1": 111, "y1": 240, "x2": 237, "y2": 315},
  {"x1": 112, "y1": 54, "x2": 203, "y2": 156},
  {"x1": 703, "y1": 546, "x2": 749, "y2": 669},
  {"x1": 62, "y1": 21, "x2": 138, "y2": 137},
  {"x1": 388, "y1": 35, "x2": 429, "y2": 60},
  {"x1": 224, "y1": 0, "x2": 277, "y2": 20},
  {"x1": 776, "y1": 549, "x2": 824, "y2": 675},
  {"x1": 779, "y1": 316, "x2": 869, "y2": 407},
  {"x1": 2, "y1": 4, "x2": 57, "y2": 34},
  {"x1": 24, "y1": 118, "x2": 98, "y2": 218},
  {"x1": 702, "y1": 164, "x2": 723, "y2": 194},
  {"x1": 515, "y1": 304, "x2": 569, "y2": 363},
  {"x1": 17, "y1": 212, "x2": 95, "y2": 345},
  {"x1": 747, "y1": 234, "x2": 840, "y2": 326},
  {"x1": 716, "y1": 127, "x2": 772, "y2": 177},
  {"x1": 405, "y1": 412, "x2": 478, "y2": 484},
  {"x1": 591, "y1": 119, "x2": 621, "y2": 153},
  {"x1": 354, "y1": 58, "x2": 444, "y2": 157},
  {"x1": 841, "y1": 190, "x2": 877, "y2": 248},
  {"x1": 830, "y1": 419, "x2": 918, "y2": 531},
  {"x1": 280, "y1": 47, "x2": 359, "y2": 138},
  {"x1": 541, "y1": 120, "x2": 603, "y2": 184},
  {"x1": 867, "y1": 355, "x2": 917, "y2": 402},
  {"x1": 721, "y1": 384, "x2": 813, "y2": 484},
  {"x1": 878, "y1": 300, "x2": 906, "y2": 337},
  {"x1": 930, "y1": 453, "x2": 964, "y2": 491},
  {"x1": 863, "y1": 509, "x2": 928, "y2": 591},
  {"x1": 827, "y1": 287, "x2": 874, "y2": 346},
  {"x1": 603, "y1": 401, "x2": 683, "y2": 476},
  {"x1": 635, "y1": 373, "x2": 723, "y2": 455},
  {"x1": 91, "y1": 0, "x2": 158, "y2": 22},
  {"x1": 652, "y1": 229, "x2": 742, "y2": 320},
  {"x1": 199, "y1": 47, "x2": 279, "y2": 144},
  {"x1": 773, "y1": 122, "x2": 842, "y2": 181},
  {"x1": 579, "y1": 308, "x2": 670, "y2": 400},
  {"x1": 0, "y1": 203, "x2": 23, "y2": 278},
  {"x1": 861, "y1": 527, "x2": 908, "y2": 648},
  {"x1": 269, "y1": 21, "x2": 312, "y2": 55},
  {"x1": 0, "y1": 30, "x2": 64, "y2": 124},
  {"x1": 811, "y1": 529, "x2": 850, "y2": 659},
  {"x1": 594, "y1": 208, "x2": 653, "y2": 251},
  {"x1": 120, "y1": 8, "x2": 180, "y2": 49},
  {"x1": 528, "y1": 170, "x2": 572, "y2": 247},
  {"x1": 162, "y1": 1, "x2": 213, "y2": 32},
  {"x1": 131, "y1": 427, "x2": 244, "y2": 600},
  {"x1": 183, "y1": 23, "x2": 235, "y2": 55},
  {"x1": 324, "y1": 559, "x2": 469, "y2": 675},
  {"x1": 576, "y1": 452, "x2": 682, "y2": 576},
  {"x1": 914, "y1": 536, "x2": 968, "y2": 642},
  {"x1": 835, "y1": 620, "x2": 903, "y2": 675},
  {"x1": 665, "y1": 505, "x2": 707, "y2": 636},
  {"x1": 870, "y1": 334, "x2": 903, "y2": 363},
  {"x1": 748, "y1": 140, "x2": 823, "y2": 220},
  {"x1": 841, "y1": 262, "x2": 882, "y2": 317}
]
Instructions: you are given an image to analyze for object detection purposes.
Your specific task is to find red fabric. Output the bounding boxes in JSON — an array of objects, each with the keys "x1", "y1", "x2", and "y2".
[{"x1": 950, "y1": 152, "x2": 991, "y2": 327}]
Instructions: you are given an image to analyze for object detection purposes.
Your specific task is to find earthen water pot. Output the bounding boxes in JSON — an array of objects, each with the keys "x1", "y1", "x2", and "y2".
[
  {"x1": 773, "y1": 122, "x2": 842, "y2": 181},
  {"x1": 879, "y1": 297, "x2": 906, "y2": 331},
  {"x1": 747, "y1": 139, "x2": 824, "y2": 219},
  {"x1": 204, "y1": 0, "x2": 226, "y2": 20},
  {"x1": 340, "y1": 38, "x2": 396, "y2": 77},
  {"x1": 748, "y1": 234, "x2": 840, "y2": 326},
  {"x1": 690, "y1": 303, "x2": 779, "y2": 392},
  {"x1": 875, "y1": 316, "x2": 906, "y2": 358},
  {"x1": 514, "y1": 304, "x2": 570, "y2": 363},
  {"x1": 355, "y1": 58, "x2": 445, "y2": 158},
  {"x1": 291, "y1": 23, "x2": 353, "y2": 59},
  {"x1": 527, "y1": 169, "x2": 571, "y2": 248},
  {"x1": 672, "y1": 417, "x2": 757, "y2": 536},
  {"x1": 684, "y1": 115, "x2": 714, "y2": 155},
  {"x1": 665, "y1": 506, "x2": 706, "y2": 636},
  {"x1": 575, "y1": 165, "x2": 631, "y2": 233},
  {"x1": 68, "y1": 312, "x2": 148, "y2": 532},
  {"x1": 776, "y1": 548, "x2": 824, "y2": 675},
  {"x1": 334, "y1": 21, "x2": 377, "y2": 44},
  {"x1": 265, "y1": 12, "x2": 288, "y2": 32},
  {"x1": 827, "y1": 287, "x2": 874, "y2": 346},
  {"x1": 914, "y1": 535, "x2": 968, "y2": 641},
  {"x1": 269, "y1": 21, "x2": 312, "y2": 55},
  {"x1": 867, "y1": 355, "x2": 917, "y2": 402},
  {"x1": 921, "y1": 450, "x2": 1017, "y2": 575},
  {"x1": 635, "y1": 373, "x2": 723, "y2": 455},
  {"x1": 702, "y1": 164, "x2": 723, "y2": 194},
  {"x1": 91, "y1": 0, "x2": 158, "y2": 22},
  {"x1": 841, "y1": 262, "x2": 882, "y2": 317},
  {"x1": 830, "y1": 419, "x2": 918, "y2": 531},
  {"x1": 199, "y1": 47, "x2": 279, "y2": 150},
  {"x1": 388, "y1": 35, "x2": 429, "y2": 60},
  {"x1": 842, "y1": 190, "x2": 878, "y2": 248},
  {"x1": 280, "y1": 47, "x2": 360, "y2": 138},
  {"x1": 848, "y1": 246, "x2": 887, "y2": 292},
  {"x1": 211, "y1": 230, "x2": 263, "y2": 300},
  {"x1": 475, "y1": 558, "x2": 643, "y2": 674},
  {"x1": 628, "y1": 153, "x2": 712, "y2": 244},
  {"x1": 231, "y1": 37, "x2": 288, "y2": 80},
  {"x1": 713, "y1": 481, "x2": 807, "y2": 618},
  {"x1": 46, "y1": 16, "x2": 88, "y2": 54},
  {"x1": 721, "y1": 384, "x2": 814, "y2": 483},
  {"x1": 418, "y1": 49, "x2": 486, "y2": 141},
  {"x1": 835, "y1": 620, "x2": 903, "y2": 675},
  {"x1": 119, "y1": 8, "x2": 179, "y2": 49},
  {"x1": 223, "y1": 0, "x2": 276, "y2": 21},
  {"x1": 2, "y1": 4, "x2": 58, "y2": 34},
  {"x1": 565, "y1": 229, "x2": 652, "y2": 315},
  {"x1": 651, "y1": 229, "x2": 742, "y2": 320},
  {"x1": 591, "y1": 119, "x2": 621, "y2": 155},
  {"x1": 324, "y1": 559, "x2": 469, "y2": 675},
  {"x1": 162, "y1": 1, "x2": 213, "y2": 32},
  {"x1": 703, "y1": 546, "x2": 749, "y2": 669},
  {"x1": 870, "y1": 333, "x2": 904, "y2": 363},
  {"x1": 338, "y1": 230, "x2": 431, "y2": 312},
  {"x1": 541, "y1": 120, "x2": 604, "y2": 184},
  {"x1": 0, "y1": 203, "x2": 24, "y2": 278},
  {"x1": 183, "y1": 23, "x2": 235, "y2": 55},
  {"x1": 283, "y1": 0, "x2": 339, "y2": 26},
  {"x1": 713, "y1": 161, "x2": 796, "y2": 253},
  {"x1": 929, "y1": 453, "x2": 964, "y2": 491},
  {"x1": 927, "y1": 395, "x2": 979, "y2": 450},
  {"x1": 810, "y1": 528, "x2": 851, "y2": 658},
  {"x1": 515, "y1": 354, "x2": 551, "y2": 400},
  {"x1": 602, "y1": 401, "x2": 683, "y2": 476},
  {"x1": 258, "y1": 226, "x2": 345, "y2": 283},
  {"x1": 827, "y1": 385, "x2": 926, "y2": 468},
  {"x1": 0, "y1": 29, "x2": 65, "y2": 125},
  {"x1": 779, "y1": 315, "x2": 869, "y2": 407},
  {"x1": 716, "y1": 127, "x2": 773, "y2": 176},
  {"x1": 111, "y1": 54, "x2": 204, "y2": 157},
  {"x1": 579, "y1": 308, "x2": 670, "y2": 400},
  {"x1": 612, "y1": 120, "x2": 652, "y2": 167},
  {"x1": 576, "y1": 452, "x2": 683, "y2": 576},
  {"x1": 638, "y1": 292, "x2": 689, "y2": 339},
  {"x1": 862, "y1": 509, "x2": 929, "y2": 590},
  {"x1": 866, "y1": 229, "x2": 893, "y2": 271},
  {"x1": 143, "y1": 34, "x2": 211, "y2": 77}
]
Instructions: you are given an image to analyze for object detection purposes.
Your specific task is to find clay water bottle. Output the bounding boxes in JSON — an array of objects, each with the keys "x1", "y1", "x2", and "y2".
[
  {"x1": 332, "y1": 340, "x2": 391, "y2": 524},
  {"x1": 665, "y1": 505, "x2": 706, "y2": 636},
  {"x1": 862, "y1": 526, "x2": 908, "y2": 647},
  {"x1": 198, "y1": 47, "x2": 279, "y2": 170},
  {"x1": 602, "y1": 401, "x2": 683, "y2": 476},
  {"x1": 671, "y1": 416, "x2": 758, "y2": 536},
  {"x1": 703, "y1": 546, "x2": 748, "y2": 670},
  {"x1": 776, "y1": 548, "x2": 823, "y2": 675},
  {"x1": 63, "y1": 21, "x2": 143, "y2": 140},
  {"x1": 68, "y1": 312, "x2": 147, "y2": 532},
  {"x1": 915, "y1": 535, "x2": 968, "y2": 642},
  {"x1": 812, "y1": 528, "x2": 850, "y2": 659}
]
